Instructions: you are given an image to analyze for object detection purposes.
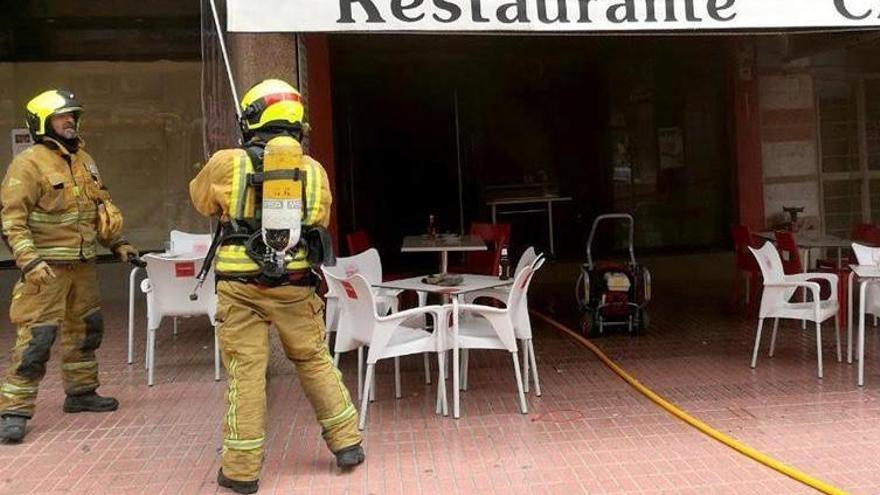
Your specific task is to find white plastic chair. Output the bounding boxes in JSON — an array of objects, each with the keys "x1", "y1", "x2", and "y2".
[
  {"x1": 323, "y1": 271, "x2": 450, "y2": 430},
  {"x1": 852, "y1": 243, "x2": 880, "y2": 318},
  {"x1": 324, "y1": 249, "x2": 432, "y2": 396},
  {"x1": 127, "y1": 230, "x2": 213, "y2": 365},
  {"x1": 167, "y1": 231, "x2": 213, "y2": 338},
  {"x1": 461, "y1": 247, "x2": 542, "y2": 395},
  {"x1": 849, "y1": 243, "x2": 880, "y2": 362},
  {"x1": 140, "y1": 252, "x2": 219, "y2": 386},
  {"x1": 325, "y1": 249, "x2": 401, "y2": 338},
  {"x1": 169, "y1": 230, "x2": 212, "y2": 255},
  {"x1": 449, "y1": 257, "x2": 545, "y2": 419},
  {"x1": 128, "y1": 263, "x2": 146, "y2": 365},
  {"x1": 749, "y1": 242, "x2": 841, "y2": 379},
  {"x1": 462, "y1": 247, "x2": 538, "y2": 306}
]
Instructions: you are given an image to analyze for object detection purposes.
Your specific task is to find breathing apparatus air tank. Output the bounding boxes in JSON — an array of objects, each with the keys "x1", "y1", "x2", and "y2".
[{"x1": 260, "y1": 135, "x2": 305, "y2": 273}]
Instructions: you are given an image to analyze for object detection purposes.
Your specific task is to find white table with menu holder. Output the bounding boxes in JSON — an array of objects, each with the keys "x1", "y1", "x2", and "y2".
[{"x1": 401, "y1": 234, "x2": 487, "y2": 274}]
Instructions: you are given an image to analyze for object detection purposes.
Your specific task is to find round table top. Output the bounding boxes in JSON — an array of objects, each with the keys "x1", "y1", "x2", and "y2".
[{"x1": 755, "y1": 231, "x2": 852, "y2": 249}]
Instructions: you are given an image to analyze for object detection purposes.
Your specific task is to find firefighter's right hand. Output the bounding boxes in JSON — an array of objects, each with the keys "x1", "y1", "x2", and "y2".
[
  {"x1": 24, "y1": 261, "x2": 56, "y2": 285},
  {"x1": 97, "y1": 201, "x2": 124, "y2": 240}
]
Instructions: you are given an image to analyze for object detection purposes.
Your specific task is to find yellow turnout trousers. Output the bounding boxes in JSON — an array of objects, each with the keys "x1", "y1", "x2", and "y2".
[
  {"x1": 215, "y1": 280, "x2": 360, "y2": 482},
  {"x1": 0, "y1": 262, "x2": 104, "y2": 418}
]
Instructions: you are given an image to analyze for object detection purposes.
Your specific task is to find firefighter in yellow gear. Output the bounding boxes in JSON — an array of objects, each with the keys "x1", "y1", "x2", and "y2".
[
  {"x1": 0, "y1": 89, "x2": 138, "y2": 443},
  {"x1": 189, "y1": 79, "x2": 363, "y2": 494}
]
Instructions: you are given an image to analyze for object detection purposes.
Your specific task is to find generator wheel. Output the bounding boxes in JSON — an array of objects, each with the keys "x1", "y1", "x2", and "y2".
[
  {"x1": 575, "y1": 267, "x2": 590, "y2": 309},
  {"x1": 642, "y1": 267, "x2": 652, "y2": 305},
  {"x1": 636, "y1": 310, "x2": 650, "y2": 334},
  {"x1": 581, "y1": 312, "x2": 601, "y2": 338}
]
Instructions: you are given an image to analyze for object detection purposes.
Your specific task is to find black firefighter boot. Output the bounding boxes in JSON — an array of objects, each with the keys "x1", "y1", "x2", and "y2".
[
  {"x1": 217, "y1": 469, "x2": 259, "y2": 494},
  {"x1": 335, "y1": 444, "x2": 365, "y2": 468},
  {"x1": 0, "y1": 414, "x2": 27, "y2": 443},
  {"x1": 63, "y1": 391, "x2": 119, "y2": 413}
]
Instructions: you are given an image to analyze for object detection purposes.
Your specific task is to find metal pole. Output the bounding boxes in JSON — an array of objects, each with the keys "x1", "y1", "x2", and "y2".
[
  {"x1": 454, "y1": 90, "x2": 465, "y2": 235},
  {"x1": 190, "y1": 0, "x2": 241, "y2": 301},
  {"x1": 209, "y1": 0, "x2": 241, "y2": 118}
]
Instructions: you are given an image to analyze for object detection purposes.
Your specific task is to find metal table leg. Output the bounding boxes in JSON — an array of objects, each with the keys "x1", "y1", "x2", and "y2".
[
  {"x1": 849, "y1": 270, "x2": 856, "y2": 364},
  {"x1": 548, "y1": 200, "x2": 555, "y2": 255},
  {"x1": 128, "y1": 266, "x2": 143, "y2": 365},
  {"x1": 859, "y1": 280, "x2": 868, "y2": 386}
]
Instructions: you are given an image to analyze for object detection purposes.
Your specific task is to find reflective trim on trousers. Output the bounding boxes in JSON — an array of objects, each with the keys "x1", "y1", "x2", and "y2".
[
  {"x1": 223, "y1": 437, "x2": 265, "y2": 452},
  {"x1": 0, "y1": 382, "x2": 37, "y2": 399}
]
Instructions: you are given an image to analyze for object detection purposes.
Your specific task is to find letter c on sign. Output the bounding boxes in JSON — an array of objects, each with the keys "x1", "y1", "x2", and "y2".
[{"x1": 834, "y1": 0, "x2": 872, "y2": 20}]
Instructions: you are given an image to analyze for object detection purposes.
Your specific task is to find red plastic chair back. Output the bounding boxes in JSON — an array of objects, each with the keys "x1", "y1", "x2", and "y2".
[
  {"x1": 463, "y1": 222, "x2": 512, "y2": 275},
  {"x1": 346, "y1": 230, "x2": 372, "y2": 255},
  {"x1": 731, "y1": 225, "x2": 759, "y2": 272},
  {"x1": 853, "y1": 223, "x2": 880, "y2": 245},
  {"x1": 773, "y1": 230, "x2": 802, "y2": 275}
]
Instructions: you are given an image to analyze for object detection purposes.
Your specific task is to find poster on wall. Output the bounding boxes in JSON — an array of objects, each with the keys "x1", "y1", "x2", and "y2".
[
  {"x1": 612, "y1": 133, "x2": 632, "y2": 183},
  {"x1": 10, "y1": 128, "x2": 33, "y2": 159},
  {"x1": 657, "y1": 127, "x2": 684, "y2": 170}
]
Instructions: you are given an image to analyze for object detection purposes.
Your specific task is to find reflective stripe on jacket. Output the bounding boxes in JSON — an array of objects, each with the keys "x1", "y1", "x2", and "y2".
[{"x1": 1, "y1": 139, "x2": 123, "y2": 270}]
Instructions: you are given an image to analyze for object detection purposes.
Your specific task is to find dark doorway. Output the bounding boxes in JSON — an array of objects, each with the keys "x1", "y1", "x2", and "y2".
[
  {"x1": 330, "y1": 35, "x2": 731, "y2": 273},
  {"x1": 331, "y1": 35, "x2": 608, "y2": 271}
]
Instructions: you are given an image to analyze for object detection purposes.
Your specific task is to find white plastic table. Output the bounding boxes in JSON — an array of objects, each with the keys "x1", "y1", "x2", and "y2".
[
  {"x1": 373, "y1": 273, "x2": 512, "y2": 300},
  {"x1": 847, "y1": 264, "x2": 880, "y2": 386},
  {"x1": 372, "y1": 274, "x2": 513, "y2": 415},
  {"x1": 487, "y1": 194, "x2": 572, "y2": 255},
  {"x1": 401, "y1": 234, "x2": 486, "y2": 274}
]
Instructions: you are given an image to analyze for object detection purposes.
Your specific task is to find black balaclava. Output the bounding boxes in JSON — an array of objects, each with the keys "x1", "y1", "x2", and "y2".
[{"x1": 44, "y1": 112, "x2": 82, "y2": 153}]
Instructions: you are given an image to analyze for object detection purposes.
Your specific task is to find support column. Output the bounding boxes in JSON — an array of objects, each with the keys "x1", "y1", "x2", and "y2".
[
  {"x1": 303, "y1": 34, "x2": 339, "y2": 248},
  {"x1": 228, "y1": 33, "x2": 298, "y2": 94},
  {"x1": 731, "y1": 38, "x2": 765, "y2": 230}
]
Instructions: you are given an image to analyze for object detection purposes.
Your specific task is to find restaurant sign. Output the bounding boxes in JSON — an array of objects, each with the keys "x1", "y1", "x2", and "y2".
[{"x1": 228, "y1": 0, "x2": 880, "y2": 32}]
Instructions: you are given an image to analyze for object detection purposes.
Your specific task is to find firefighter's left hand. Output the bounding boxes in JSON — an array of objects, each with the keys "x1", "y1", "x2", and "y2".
[{"x1": 114, "y1": 243, "x2": 139, "y2": 263}]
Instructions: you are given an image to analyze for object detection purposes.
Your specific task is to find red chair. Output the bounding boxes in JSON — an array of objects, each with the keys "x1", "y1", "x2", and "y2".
[
  {"x1": 773, "y1": 230, "x2": 804, "y2": 275},
  {"x1": 346, "y1": 230, "x2": 372, "y2": 255},
  {"x1": 853, "y1": 223, "x2": 880, "y2": 245},
  {"x1": 817, "y1": 223, "x2": 880, "y2": 269},
  {"x1": 450, "y1": 222, "x2": 511, "y2": 275},
  {"x1": 731, "y1": 225, "x2": 761, "y2": 313}
]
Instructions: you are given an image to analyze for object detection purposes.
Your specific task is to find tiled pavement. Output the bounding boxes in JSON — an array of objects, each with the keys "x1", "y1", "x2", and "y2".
[{"x1": 0, "y1": 253, "x2": 878, "y2": 494}]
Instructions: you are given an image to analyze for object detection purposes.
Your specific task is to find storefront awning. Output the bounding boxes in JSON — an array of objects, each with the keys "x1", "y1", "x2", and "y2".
[{"x1": 227, "y1": 0, "x2": 880, "y2": 33}]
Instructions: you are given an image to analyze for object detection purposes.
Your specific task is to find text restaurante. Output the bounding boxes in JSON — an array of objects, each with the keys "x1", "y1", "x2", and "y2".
[{"x1": 337, "y1": 0, "x2": 739, "y2": 25}]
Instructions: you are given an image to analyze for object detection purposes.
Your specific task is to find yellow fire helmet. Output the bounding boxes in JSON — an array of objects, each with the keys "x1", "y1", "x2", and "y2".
[
  {"x1": 239, "y1": 79, "x2": 305, "y2": 137},
  {"x1": 25, "y1": 89, "x2": 83, "y2": 140}
]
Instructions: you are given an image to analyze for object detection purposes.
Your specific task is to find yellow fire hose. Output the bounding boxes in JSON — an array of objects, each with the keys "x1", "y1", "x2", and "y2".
[{"x1": 531, "y1": 311, "x2": 849, "y2": 495}]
